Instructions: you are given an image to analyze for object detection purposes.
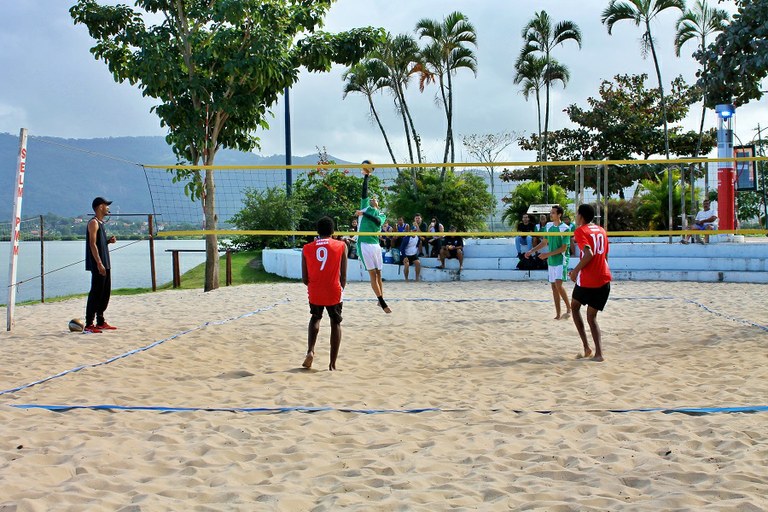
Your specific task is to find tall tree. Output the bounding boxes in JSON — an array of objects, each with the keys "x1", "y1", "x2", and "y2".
[
  {"x1": 514, "y1": 54, "x2": 569, "y2": 195},
  {"x1": 697, "y1": 0, "x2": 768, "y2": 107},
  {"x1": 342, "y1": 60, "x2": 398, "y2": 167},
  {"x1": 602, "y1": 0, "x2": 685, "y2": 234},
  {"x1": 416, "y1": 11, "x2": 478, "y2": 171},
  {"x1": 513, "y1": 55, "x2": 547, "y2": 163},
  {"x1": 372, "y1": 33, "x2": 423, "y2": 165},
  {"x1": 71, "y1": 0, "x2": 381, "y2": 291},
  {"x1": 461, "y1": 131, "x2": 519, "y2": 229},
  {"x1": 675, "y1": 0, "x2": 730, "y2": 158},
  {"x1": 517, "y1": 10, "x2": 581, "y2": 200}
]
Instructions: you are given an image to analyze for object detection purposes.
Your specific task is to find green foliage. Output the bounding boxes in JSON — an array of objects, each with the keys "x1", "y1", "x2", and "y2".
[
  {"x1": 634, "y1": 169, "x2": 685, "y2": 230},
  {"x1": 70, "y1": 0, "x2": 383, "y2": 290},
  {"x1": 736, "y1": 191, "x2": 763, "y2": 223},
  {"x1": 606, "y1": 198, "x2": 644, "y2": 231},
  {"x1": 697, "y1": 0, "x2": 768, "y2": 106},
  {"x1": 228, "y1": 187, "x2": 306, "y2": 250},
  {"x1": 293, "y1": 168, "x2": 384, "y2": 234},
  {"x1": 500, "y1": 181, "x2": 570, "y2": 227},
  {"x1": 387, "y1": 169, "x2": 494, "y2": 230}
]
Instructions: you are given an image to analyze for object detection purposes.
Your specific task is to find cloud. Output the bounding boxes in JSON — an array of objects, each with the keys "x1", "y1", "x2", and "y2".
[{"x1": 1, "y1": 0, "x2": 761, "y2": 165}]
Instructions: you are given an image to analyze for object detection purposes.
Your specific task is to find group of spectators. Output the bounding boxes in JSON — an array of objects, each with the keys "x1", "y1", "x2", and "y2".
[
  {"x1": 516, "y1": 212, "x2": 577, "y2": 261},
  {"x1": 340, "y1": 212, "x2": 464, "y2": 280}
]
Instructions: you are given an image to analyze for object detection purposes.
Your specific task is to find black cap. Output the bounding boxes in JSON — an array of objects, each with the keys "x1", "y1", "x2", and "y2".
[{"x1": 92, "y1": 197, "x2": 112, "y2": 211}]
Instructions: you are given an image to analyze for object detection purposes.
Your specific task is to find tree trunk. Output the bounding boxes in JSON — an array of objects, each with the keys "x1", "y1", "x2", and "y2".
[
  {"x1": 391, "y1": 85, "x2": 414, "y2": 165},
  {"x1": 536, "y1": 89, "x2": 543, "y2": 186},
  {"x1": 398, "y1": 83, "x2": 422, "y2": 165},
  {"x1": 446, "y1": 67, "x2": 455, "y2": 165},
  {"x1": 368, "y1": 95, "x2": 399, "y2": 169},
  {"x1": 543, "y1": 74, "x2": 551, "y2": 202},
  {"x1": 647, "y1": 26, "x2": 673, "y2": 235},
  {"x1": 203, "y1": 162, "x2": 219, "y2": 292},
  {"x1": 437, "y1": 72, "x2": 450, "y2": 178}
]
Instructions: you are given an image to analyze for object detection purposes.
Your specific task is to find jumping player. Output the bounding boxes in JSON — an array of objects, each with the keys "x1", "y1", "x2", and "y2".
[
  {"x1": 355, "y1": 160, "x2": 391, "y2": 313},
  {"x1": 301, "y1": 216, "x2": 348, "y2": 371},
  {"x1": 525, "y1": 204, "x2": 571, "y2": 320},
  {"x1": 568, "y1": 204, "x2": 612, "y2": 362}
]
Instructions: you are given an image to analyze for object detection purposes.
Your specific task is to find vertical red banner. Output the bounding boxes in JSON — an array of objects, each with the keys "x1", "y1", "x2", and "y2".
[{"x1": 7, "y1": 128, "x2": 28, "y2": 331}]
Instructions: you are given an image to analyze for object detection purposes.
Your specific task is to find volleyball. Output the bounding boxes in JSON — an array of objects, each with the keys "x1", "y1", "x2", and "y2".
[
  {"x1": 361, "y1": 159, "x2": 374, "y2": 174},
  {"x1": 68, "y1": 318, "x2": 85, "y2": 332}
]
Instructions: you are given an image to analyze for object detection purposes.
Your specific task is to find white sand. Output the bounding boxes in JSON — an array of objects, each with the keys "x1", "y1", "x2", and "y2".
[{"x1": 1, "y1": 280, "x2": 767, "y2": 511}]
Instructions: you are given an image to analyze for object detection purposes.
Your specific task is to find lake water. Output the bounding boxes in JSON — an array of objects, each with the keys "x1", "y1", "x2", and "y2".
[{"x1": 1, "y1": 239, "x2": 207, "y2": 304}]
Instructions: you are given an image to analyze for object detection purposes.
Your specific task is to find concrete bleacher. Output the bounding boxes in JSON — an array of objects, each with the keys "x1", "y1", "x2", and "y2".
[{"x1": 263, "y1": 236, "x2": 768, "y2": 284}]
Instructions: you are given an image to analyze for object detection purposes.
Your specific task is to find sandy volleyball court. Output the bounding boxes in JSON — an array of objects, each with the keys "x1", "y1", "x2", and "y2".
[{"x1": 1, "y1": 280, "x2": 766, "y2": 510}]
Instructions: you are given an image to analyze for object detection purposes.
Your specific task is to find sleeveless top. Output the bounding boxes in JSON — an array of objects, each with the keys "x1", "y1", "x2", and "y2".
[{"x1": 85, "y1": 218, "x2": 111, "y2": 271}]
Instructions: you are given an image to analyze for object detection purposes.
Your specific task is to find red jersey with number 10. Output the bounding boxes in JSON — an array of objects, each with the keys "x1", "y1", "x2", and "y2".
[
  {"x1": 574, "y1": 223, "x2": 612, "y2": 287},
  {"x1": 302, "y1": 237, "x2": 346, "y2": 305}
]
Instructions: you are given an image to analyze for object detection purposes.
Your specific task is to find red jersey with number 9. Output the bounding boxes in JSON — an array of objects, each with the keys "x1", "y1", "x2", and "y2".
[
  {"x1": 302, "y1": 237, "x2": 346, "y2": 305},
  {"x1": 574, "y1": 223, "x2": 612, "y2": 287}
]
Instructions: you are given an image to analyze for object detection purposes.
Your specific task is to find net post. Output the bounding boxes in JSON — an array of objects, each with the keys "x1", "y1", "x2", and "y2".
[
  {"x1": 40, "y1": 215, "x2": 45, "y2": 303},
  {"x1": 148, "y1": 214, "x2": 157, "y2": 291}
]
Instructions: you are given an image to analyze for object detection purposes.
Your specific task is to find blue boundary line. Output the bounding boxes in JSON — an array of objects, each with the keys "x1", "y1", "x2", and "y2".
[
  {"x1": 685, "y1": 299, "x2": 768, "y2": 332},
  {"x1": 0, "y1": 299, "x2": 290, "y2": 397},
  {"x1": 0, "y1": 295, "x2": 763, "y2": 403},
  {"x1": 7, "y1": 403, "x2": 768, "y2": 416}
]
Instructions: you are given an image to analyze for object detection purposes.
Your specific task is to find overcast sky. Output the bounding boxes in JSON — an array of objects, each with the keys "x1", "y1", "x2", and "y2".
[{"x1": 1, "y1": 0, "x2": 762, "y2": 165}]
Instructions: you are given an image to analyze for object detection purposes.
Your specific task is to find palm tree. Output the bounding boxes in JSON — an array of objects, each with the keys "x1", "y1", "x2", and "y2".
[
  {"x1": 342, "y1": 60, "x2": 399, "y2": 168},
  {"x1": 518, "y1": 11, "x2": 582, "y2": 163},
  {"x1": 514, "y1": 55, "x2": 569, "y2": 191},
  {"x1": 416, "y1": 11, "x2": 478, "y2": 170},
  {"x1": 602, "y1": 0, "x2": 684, "y2": 237},
  {"x1": 373, "y1": 33, "x2": 424, "y2": 165},
  {"x1": 675, "y1": 0, "x2": 730, "y2": 158}
]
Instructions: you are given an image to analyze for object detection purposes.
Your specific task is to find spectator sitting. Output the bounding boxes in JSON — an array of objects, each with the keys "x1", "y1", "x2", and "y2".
[
  {"x1": 515, "y1": 213, "x2": 535, "y2": 257},
  {"x1": 437, "y1": 225, "x2": 464, "y2": 271},
  {"x1": 533, "y1": 213, "x2": 548, "y2": 249},
  {"x1": 380, "y1": 219, "x2": 394, "y2": 250},
  {"x1": 562, "y1": 215, "x2": 577, "y2": 255},
  {"x1": 683, "y1": 199, "x2": 717, "y2": 244},
  {"x1": 412, "y1": 213, "x2": 428, "y2": 256},
  {"x1": 427, "y1": 216, "x2": 445, "y2": 257},
  {"x1": 399, "y1": 224, "x2": 422, "y2": 281},
  {"x1": 342, "y1": 217, "x2": 358, "y2": 259}
]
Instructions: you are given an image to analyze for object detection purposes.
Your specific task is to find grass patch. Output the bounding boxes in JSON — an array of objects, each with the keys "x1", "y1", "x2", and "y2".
[
  {"x1": 11, "y1": 250, "x2": 296, "y2": 306},
  {"x1": 158, "y1": 249, "x2": 297, "y2": 290}
]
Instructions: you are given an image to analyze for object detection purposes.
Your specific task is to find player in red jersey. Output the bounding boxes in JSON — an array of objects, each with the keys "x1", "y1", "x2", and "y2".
[
  {"x1": 568, "y1": 204, "x2": 612, "y2": 362},
  {"x1": 301, "y1": 216, "x2": 348, "y2": 371}
]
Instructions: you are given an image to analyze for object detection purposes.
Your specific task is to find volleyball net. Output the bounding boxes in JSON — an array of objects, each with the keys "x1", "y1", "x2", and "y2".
[{"x1": 142, "y1": 157, "x2": 768, "y2": 243}]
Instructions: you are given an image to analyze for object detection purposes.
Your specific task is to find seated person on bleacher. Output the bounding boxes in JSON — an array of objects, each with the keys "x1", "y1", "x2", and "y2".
[
  {"x1": 515, "y1": 213, "x2": 535, "y2": 256},
  {"x1": 342, "y1": 217, "x2": 358, "y2": 258},
  {"x1": 437, "y1": 225, "x2": 464, "y2": 271},
  {"x1": 399, "y1": 224, "x2": 422, "y2": 281},
  {"x1": 380, "y1": 219, "x2": 394, "y2": 250},
  {"x1": 683, "y1": 199, "x2": 717, "y2": 244},
  {"x1": 427, "y1": 216, "x2": 445, "y2": 257},
  {"x1": 533, "y1": 214, "x2": 548, "y2": 249}
]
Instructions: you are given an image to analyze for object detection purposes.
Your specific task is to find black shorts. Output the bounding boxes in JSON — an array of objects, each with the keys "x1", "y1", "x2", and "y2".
[
  {"x1": 572, "y1": 283, "x2": 611, "y2": 311},
  {"x1": 309, "y1": 302, "x2": 343, "y2": 323},
  {"x1": 403, "y1": 254, "x2": 419, "y2": 264},
  {"x1": 445, "y1": 248, "x2": 460, "y2": 259}
]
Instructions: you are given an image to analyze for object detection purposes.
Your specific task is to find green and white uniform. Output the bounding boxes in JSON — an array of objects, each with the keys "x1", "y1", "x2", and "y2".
[
  {"x1": 357, "y1": 176, "x2": 386, "y2": 271},
  {"x1": 545, "y1": 222, "x2": 570, "y2": 282}
]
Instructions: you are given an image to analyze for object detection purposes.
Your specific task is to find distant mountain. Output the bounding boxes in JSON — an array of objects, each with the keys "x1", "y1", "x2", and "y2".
[{"x1": 0, "y1": 133, "x2": 346, "y2": 220}]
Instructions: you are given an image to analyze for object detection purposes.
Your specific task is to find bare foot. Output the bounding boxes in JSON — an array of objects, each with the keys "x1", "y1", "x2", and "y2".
[
  {"x1": 576, "y1": 349, "x2": 593, "y2": 359},
  {"x1": 383, "y1": 306, "x2": 392, "y2": 314},
  {"x1": 554, "y1": 315, "x2": 561, "y2": 320},
  {"x1": 302, "y1": 352, "x2": 314, "y2": 369},
  {"x1": 592, "y1": 355, "x2": 604, "y2": 362}
]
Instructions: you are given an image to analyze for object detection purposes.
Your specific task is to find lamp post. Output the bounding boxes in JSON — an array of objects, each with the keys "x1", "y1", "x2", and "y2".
[{"x1": 715, "y1": 104, "x2": 736, "y2": 230}]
